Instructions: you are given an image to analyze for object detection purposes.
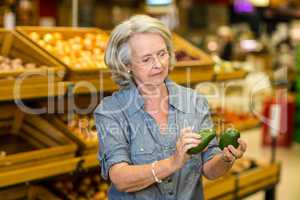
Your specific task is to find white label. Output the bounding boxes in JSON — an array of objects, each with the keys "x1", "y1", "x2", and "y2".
[{"x1": 269, "y1": 104, "x2": 281, "y2": 137}]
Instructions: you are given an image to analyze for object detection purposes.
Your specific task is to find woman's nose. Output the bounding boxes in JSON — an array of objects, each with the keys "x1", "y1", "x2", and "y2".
[{"x1": 152, "y1": 56, "x2": 163, "y2": 69}]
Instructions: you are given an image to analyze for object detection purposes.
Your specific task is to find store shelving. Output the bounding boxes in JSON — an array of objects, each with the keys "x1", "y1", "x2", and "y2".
[
  {"x1": 203, "y1": 159, "x2": 281, "y2": 200},
  {"x1": 213, "y1": 70, "x2": 248, "y2": 82},
  {"x1": 0, "y1": 105, "x2": 78, "y2": 188},
  {"x1": 0, "y1": 184, "x2": 61, "y2": 200},
  {"x1": 0, "y1": 157, "x2": 80, "y2": 188},
  {"x1": 0, "y1": 29, "x2": 67, "y2": 102},
  {"x1": 0, "y1": 81, "x2": 71, "y2": 101},
  {"x1": 0, "y1": 26, "x2": 276, "y2": 200}
]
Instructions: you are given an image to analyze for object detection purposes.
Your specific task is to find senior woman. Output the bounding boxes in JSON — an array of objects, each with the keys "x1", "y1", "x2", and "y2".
[{"x1": 94, "y1": 15, "x2": 247, "y2": 200}]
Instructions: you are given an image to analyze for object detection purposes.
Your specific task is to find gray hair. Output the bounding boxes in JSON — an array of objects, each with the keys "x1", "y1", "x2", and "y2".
[{"x1": 104, "y1": 15, "x2": 176, "y2": 87}]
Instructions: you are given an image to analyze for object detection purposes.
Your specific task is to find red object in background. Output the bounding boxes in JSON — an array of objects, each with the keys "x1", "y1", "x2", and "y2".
[
  {"x1": 37, "y1": 0, "x2": 57, "y2": 18},
  {"x1": 261, "y1": 91, "x2": 295, "y2": 147}
]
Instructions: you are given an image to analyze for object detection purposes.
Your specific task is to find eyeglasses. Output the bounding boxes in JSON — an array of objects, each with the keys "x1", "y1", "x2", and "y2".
[{"x1": 132, "y1": 49, "x2": 169, "y2": 68}]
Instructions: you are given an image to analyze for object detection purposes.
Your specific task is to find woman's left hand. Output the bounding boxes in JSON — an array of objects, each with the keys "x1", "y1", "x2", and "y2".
[{"x1": 222, "y1": 138, "x2": 247, "y2": 163}]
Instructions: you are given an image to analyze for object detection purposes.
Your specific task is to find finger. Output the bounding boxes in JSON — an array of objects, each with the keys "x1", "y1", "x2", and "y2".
[
  {"x1": 177, "y1": 137, "x2": 201, "y2": 151},
  {"x1": 181, "y1": 138, "x2": 202, "y2": 146},
  {"x1": 228, "y1": 145, "x2": 243, "y2": 159},
  {"x1": 183, "y1": 143, "x2": 200, "y2": 153},
  {"x1": 238, "y1": 139, "x2": 247, "y2": 152},
  {"x1": 182, "y1": 132, "x2": 201, "y2": 140},
  {"x1": 223, "y1": 147, "x2": 235, "y2": 161}
]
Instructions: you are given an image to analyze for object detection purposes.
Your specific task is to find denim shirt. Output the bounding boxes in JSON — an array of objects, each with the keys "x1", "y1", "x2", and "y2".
[{"x1": 94, "y1": 79, "x2": 221, "y2": 200}]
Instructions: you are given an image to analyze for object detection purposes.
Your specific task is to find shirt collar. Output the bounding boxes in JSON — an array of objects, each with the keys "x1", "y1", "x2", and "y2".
[{"x1": 119, "y1": 79, "x2": 195, "y2": 116}]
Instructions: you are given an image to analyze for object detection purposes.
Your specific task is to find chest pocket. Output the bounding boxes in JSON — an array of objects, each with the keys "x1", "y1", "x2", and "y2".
[{"x1": 129, "y1": 125, "x2": 158, "y2": 165}]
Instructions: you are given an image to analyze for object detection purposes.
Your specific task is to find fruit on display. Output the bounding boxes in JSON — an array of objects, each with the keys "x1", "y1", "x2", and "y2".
[
  {"x1": 230, "y1": 158, "x2": 257, "y2": 174},
  {"x1": 53, "y1": 173, "x2": 109, "y2": 200},
  {"x1": 219, "y1": 128, "x2": 240, "y2": 150},
  {"x1": 175, "y1": 50, "x2": 198, "y2": 61},
  {"x1": 188, "y1": 128, "x2": 216, "y2": 154},
  {"x1": 212, "y1": 107, "x2": 259, "y2": 131},
  {"x1": 67, "y1": 114, "x2": 97, "y2": 141},
  {"x1": 29, "y1": 31, "x2": 108, "y2": 70},
  {"x1": 212, "y1": 55, "x2": 243, "y2": 73},
  {"x1": 0, "y1": 55, "x2": 48, "y2": 72}
]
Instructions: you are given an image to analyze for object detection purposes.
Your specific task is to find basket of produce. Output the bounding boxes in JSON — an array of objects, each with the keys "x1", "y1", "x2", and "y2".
[
  {"x1": 16, "y1": 27, "x2": 112, "y2": 79},
  {"x1": 0, "y1": 29, "x2": 65, "y2": 85},
  {"x1": 171, "y1": 33, "x2": 214, "y2": 84},
  {"x1": 0, "y1": 184, "x2": 61, "y2": 200},
  {"x1": 46, "y1": 113, "x2": 98, "y2": 156},
  {"x1": 236, "y1": 159, "x2": 280, "y2": 198},
  {"x1": 0, "y1": 104, "x2": 78, "y2": 187},
  {"x1": 203, "y1": 157, "x2": 280, "y2": 200},
  {"x1": 47, "y1": 169, "x2": 109, "y2": 200}
]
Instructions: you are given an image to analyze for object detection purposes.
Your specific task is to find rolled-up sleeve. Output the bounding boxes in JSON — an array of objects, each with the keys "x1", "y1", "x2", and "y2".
[
  {"x1": 94, "y1": 112, "x2": 131, "y2": 180},
  {"x1": 196, "y1": 95, "x2": 222, "y2": 163}
]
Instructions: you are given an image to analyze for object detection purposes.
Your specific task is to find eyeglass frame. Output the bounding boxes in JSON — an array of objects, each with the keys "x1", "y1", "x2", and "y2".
[{"x1": 130, "y1": 48, "x2": 170, "y2": 68}]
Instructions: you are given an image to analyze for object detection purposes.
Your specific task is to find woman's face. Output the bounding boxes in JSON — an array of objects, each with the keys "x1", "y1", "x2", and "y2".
[{"x1": 127, "y1": 33, "x2": 170, "y2": 88}]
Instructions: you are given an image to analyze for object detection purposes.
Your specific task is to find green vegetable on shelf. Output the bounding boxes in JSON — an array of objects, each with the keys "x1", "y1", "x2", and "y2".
[
  {"x1": 219, "y1": 128, "x2": 240, "y2": 150},
  {"x1": 187, "y1": 128, "x2": 216, "y2": 154}
]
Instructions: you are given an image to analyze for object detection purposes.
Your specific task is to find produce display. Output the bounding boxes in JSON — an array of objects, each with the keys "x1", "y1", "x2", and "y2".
[
  {"x1": 230, "y1": 157, "x2": 258, "y2": 174},
  {"x1": 0, "y1": 55, "x2": 49, "y2": 72},
  {"x1": 28, "y1": 31, "x2": 108, "y2": 70},
  {"x1": 65, "y1": 114, "x2": 98, "y2": 142},
  {"x1": 219, "y1": 128, "x2": 240, "y2": 150},
  {"x1": 175, "y1": 50, "x2": 198, "y2": 61},
  {"x1": 52, "y1": 173, "x2": 109, "y2": 200},
  {"x1": 212, "y1": 108, "x2": 259, "y2": 131},
  {"x1": 188, "y1": 128, "x2": 216, "y2": 154}
]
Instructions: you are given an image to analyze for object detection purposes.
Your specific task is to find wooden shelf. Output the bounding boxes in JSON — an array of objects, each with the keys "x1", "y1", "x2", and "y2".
[
  {"x1": 203, "y1": 161, "x2": 280, "y2": 200},
  {"x1": 0, "y1": 81, "x2": 71, "y2": 102},
  {"x1": 214, "y1": 70, "x2": 248, "y2": 81},
  {"x1": 203, "y1": 174, "x2": 236, "y2": 200},
  {"x1": 234, "y1": 118, "x2": 261, "y2": 131},
  {"x1": 0, "y1": 157, "x2": 80, "y2": 188},
  {"x1": 81, "y1": 154, "x2": 98, "y2": 169},
  {"x1": 170, "y1": 65, "x2": 214, "y2": 85}
]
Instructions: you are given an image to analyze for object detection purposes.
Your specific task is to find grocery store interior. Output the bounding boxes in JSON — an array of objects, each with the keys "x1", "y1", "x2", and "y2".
[{"x1": 0, "y1": 0, "x2": 300, "y2": 199}]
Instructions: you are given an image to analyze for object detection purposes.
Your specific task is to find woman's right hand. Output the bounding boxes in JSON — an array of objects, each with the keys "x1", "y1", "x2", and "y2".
[{"x1": 170, "y1": 127, "x2": 202, "y2": 171}]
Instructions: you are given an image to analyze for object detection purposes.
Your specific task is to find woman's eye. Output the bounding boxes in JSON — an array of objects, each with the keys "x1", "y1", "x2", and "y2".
[
  {"x1": 159, "y1": 51, "x2": 167, "y2": 57},
  {"x1": 142, "y1": 58, "x2": 150, "y2": 63}
]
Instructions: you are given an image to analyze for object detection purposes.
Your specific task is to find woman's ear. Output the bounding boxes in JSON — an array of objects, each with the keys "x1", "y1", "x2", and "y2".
[{"x1": 126, "y1": 64, "x2": 132, "y2": 74}]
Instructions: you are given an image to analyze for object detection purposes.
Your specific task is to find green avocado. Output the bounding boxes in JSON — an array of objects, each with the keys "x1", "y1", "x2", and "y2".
[
  {"x1": 219, "y1": 128, "x2": 240, "y2": 150},
  {"x1": 187, "y1": 128, "x2": 216, "y2": 155}
]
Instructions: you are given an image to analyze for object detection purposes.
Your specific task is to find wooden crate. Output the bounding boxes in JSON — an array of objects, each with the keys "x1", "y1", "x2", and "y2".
[
  {"x1": 172, "y1": 34, "x2": 214, "y2": 84},
  {"x1": 0, "y1": 184, "x2": 61, "y2": 200},
  {"x1": 173, "y1": 33, "x2": 214, "y2": 68},
  {"x1": 203, "y1": 174, "x2": 236, "y2": 200},
  {"x1": 0, "y1": 104, "x2": 78, "y2": 187},
  {"x1": 237, "y1": 161, "x2": 281, "y2": 198},
  {"x1": 0, "y1": 81, "x2": 71, "y2": 102},
  {"x1": 0, "y1": 29, "x2": 65, "y2": 85},
  {"x1": 203, "y1": 158, "x2": 281, "y2": 200},
  {"x1": 46, "y1": 114, "x2": 98, "y2": 156},
  {"x1": 16, "y1": 26, "x2": 114, "y2": 84},
  {"x1": 214, "y1": 70, "x2": 248, "y2": 81}
]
